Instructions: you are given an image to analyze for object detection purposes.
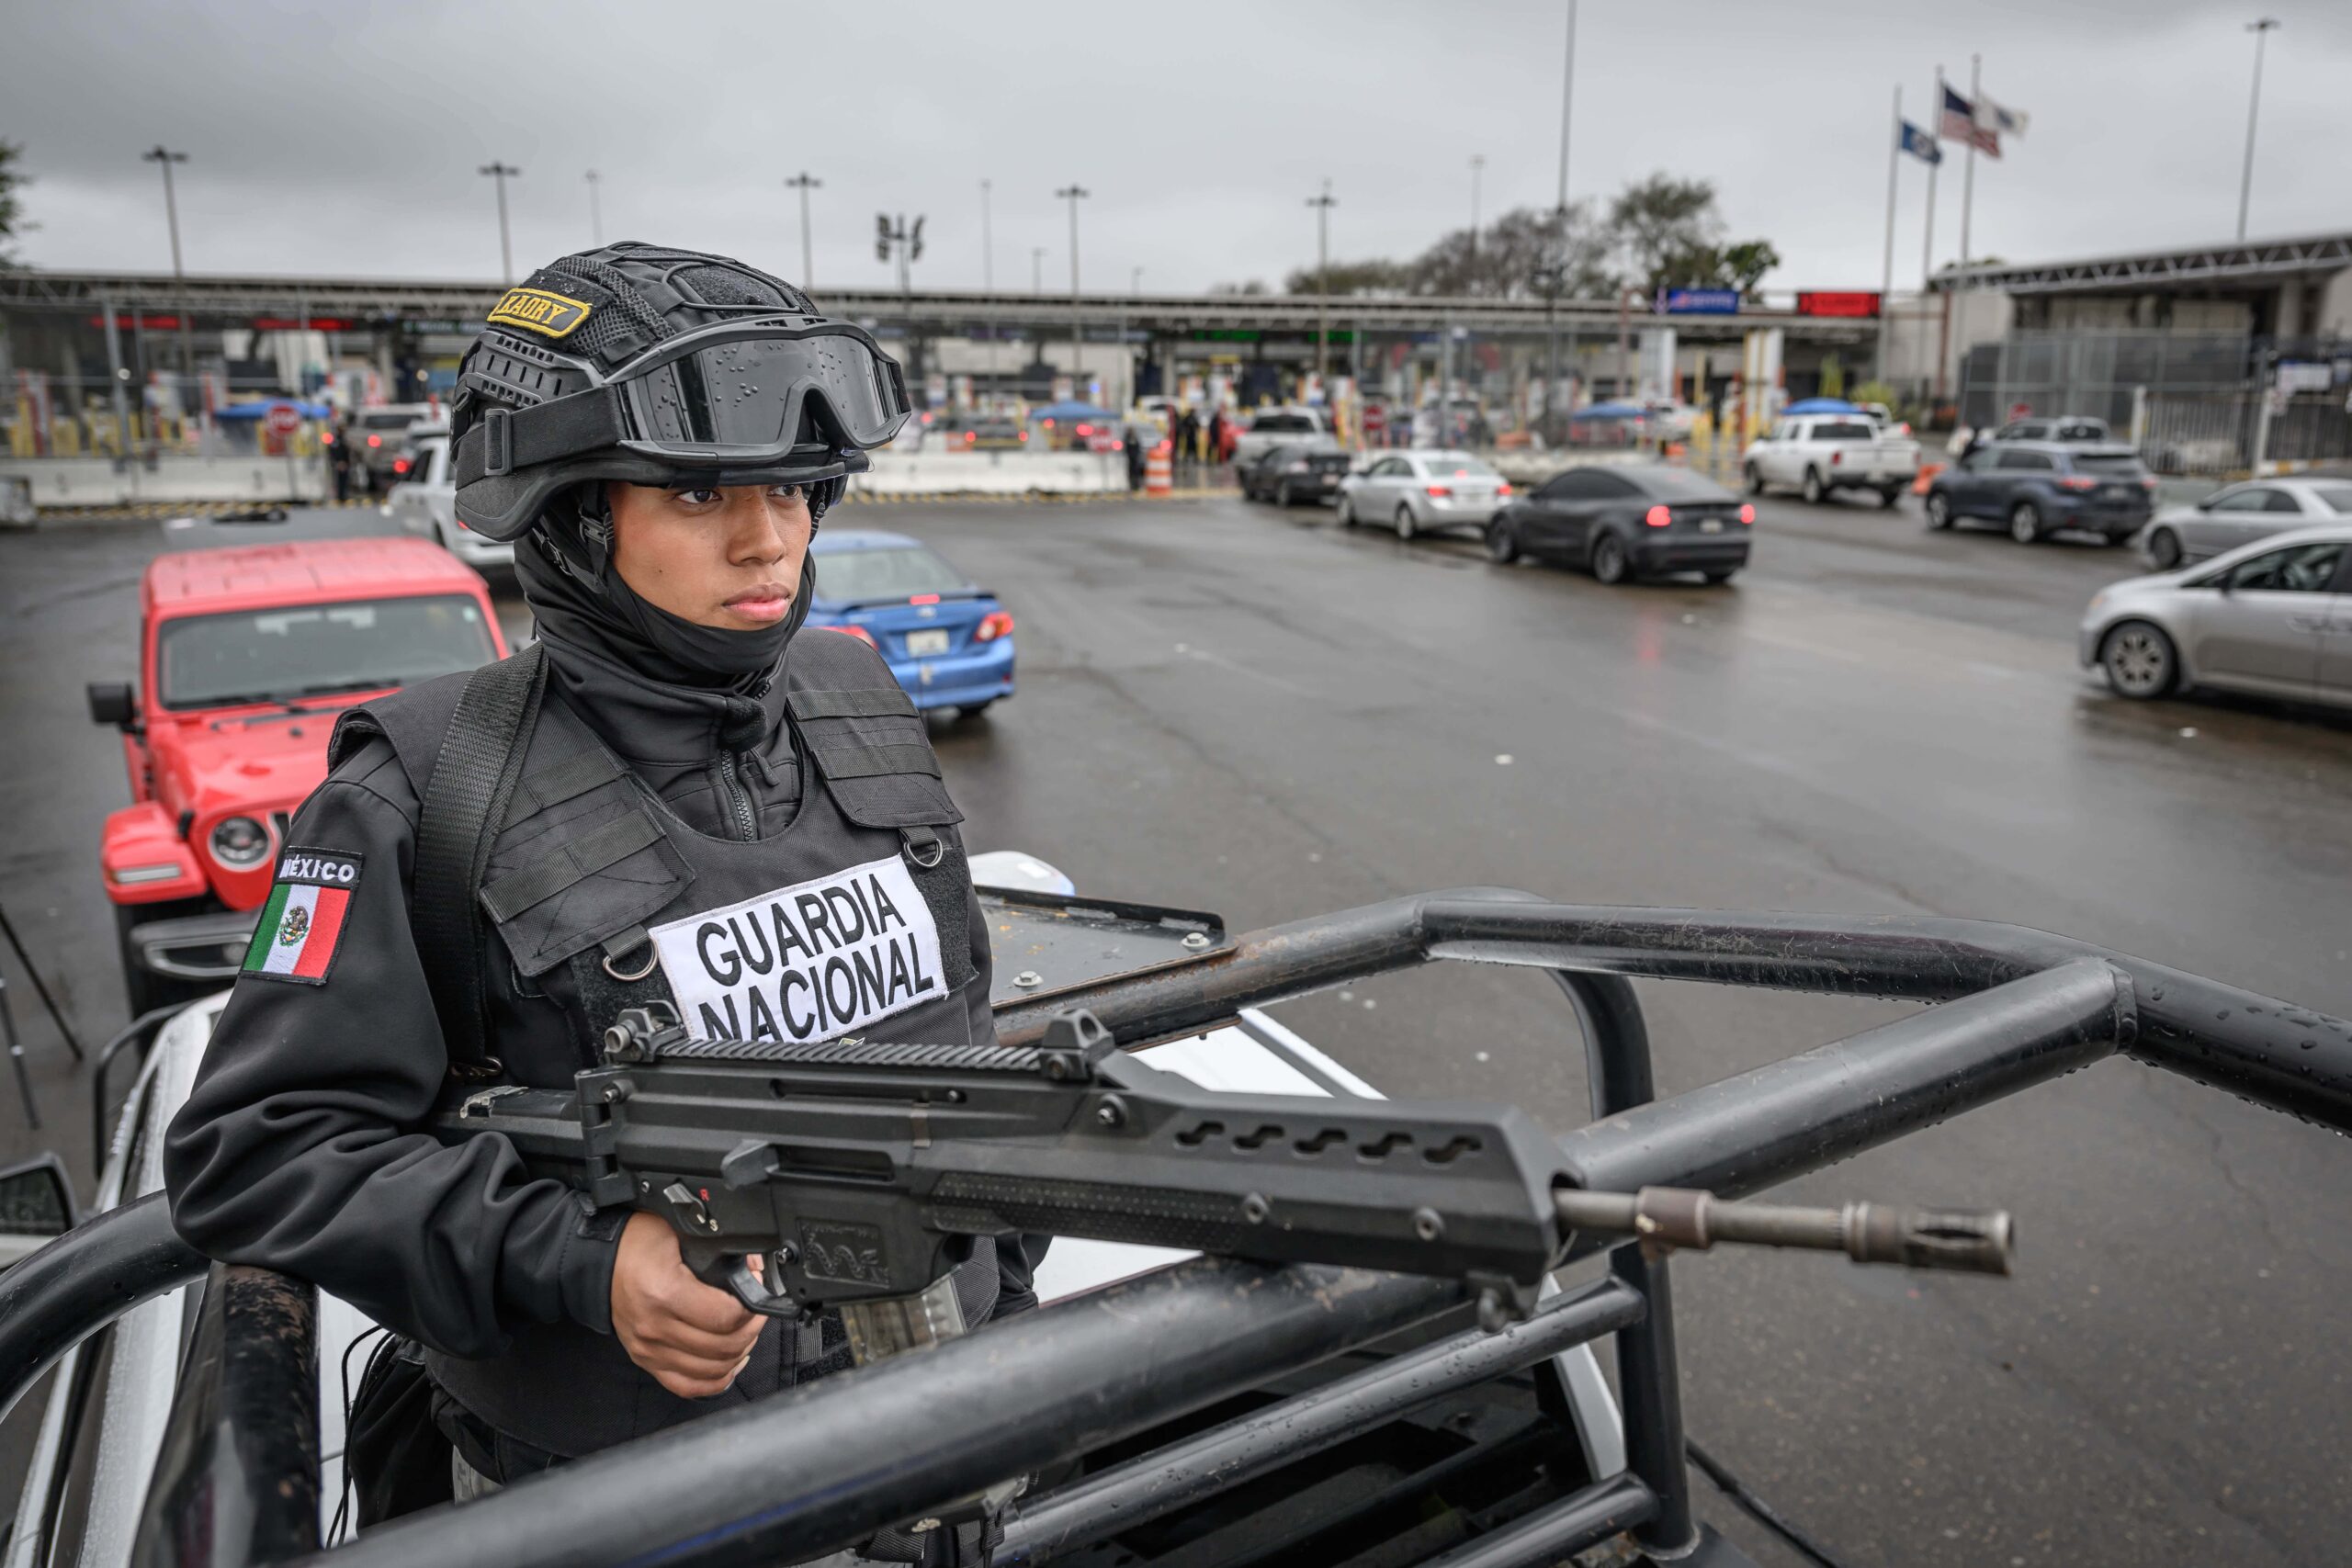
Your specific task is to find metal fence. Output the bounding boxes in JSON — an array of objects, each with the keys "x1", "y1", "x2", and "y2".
[{"x1": 2136, "y1": 390, "x2": 2352, "y2": 476}]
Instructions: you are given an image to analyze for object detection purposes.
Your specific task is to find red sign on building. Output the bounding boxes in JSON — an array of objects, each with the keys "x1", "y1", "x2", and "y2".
[{"x1": 1795, "y1": 291, "x2": 1883, "y2": 319}]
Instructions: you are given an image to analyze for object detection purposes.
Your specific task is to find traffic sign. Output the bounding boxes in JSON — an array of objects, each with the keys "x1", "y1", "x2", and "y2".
[
  {"x1": 265, "y1": 402, "x2": 302, "y2": 436},
  {"x1": 1657, "y1": 288, "x2": 1741, "y2": 316}
]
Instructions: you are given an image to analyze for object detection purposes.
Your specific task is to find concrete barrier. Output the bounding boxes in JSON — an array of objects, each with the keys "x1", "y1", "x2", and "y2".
[
  {"x1": 3, "y1": 454, "x2": 330, "y2": 511},
  {"x1": 849, "y1": 449, "x2": 1124, "y2": 497}
]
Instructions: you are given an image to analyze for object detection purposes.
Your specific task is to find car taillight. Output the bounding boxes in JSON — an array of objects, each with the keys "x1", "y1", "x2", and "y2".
[
  {"x1": 965, "y1": 431, "x2": 977, "y2": 443},
  {"x1": 2058, "y1": 476, "x2": 2098, "y2": 491},
  {"x1": 1110, "y1": 440, "x2": 1124, "y2": 452},
  {"x1": 1830, "y1": 450, "x2": 1844, "y2": 467},
  {"x1": 831, "y1": 625, "x2": 877, "y2": 647},
  {"x1": 1426, "y1": 484, "x2": 1452, "y2": 498},
  {"x1": 1738, "y1": 503, "x2": 1755, "y2": 525},
  {"x1": 1075, "y1": 423, "x2": 1093, "y2": 436},
  {"x1": 974, "y1": 611, "x2": 1014, "y2": 643},
  {"x1": 2140, "y1": 477, "x2": 2158, "y2": 491},
  {"x1": 1645, "y1": 505, "x2": 1672, "y2": 528},
  {"x1": 1496, "y1": 482, "x2": 1512, "y2": 497},
  {"x1": 1018, "y1": 431, "x2": 1028, "y2": 442},
  {"x1": 393, "y1": 457, "x2": 410, "y2": 475},
  {"x1": 1895, "y1": 422, "x2": 1912, "y2": 437},
  {"x1": 367, "y1": 434, "x2": 381, "y2": 447},
  {"x1": 909, "y1": 593, "x2": 941, "y2": 605},
  {"x1": 320, "y1": 431, "x2": 334, "y2": 446}
]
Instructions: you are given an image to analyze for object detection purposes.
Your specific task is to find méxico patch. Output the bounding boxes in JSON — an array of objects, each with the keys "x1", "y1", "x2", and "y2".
[
  {"x1": 241, "y1": 848, "x2": 365, "y2": 985},
  {"x1": 487, "y1": 287, "x2": 593, "y2": 340}
]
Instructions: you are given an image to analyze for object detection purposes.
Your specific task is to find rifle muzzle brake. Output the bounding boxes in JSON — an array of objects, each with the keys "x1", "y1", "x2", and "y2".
[{"x1": 1555, "y1": 1186, "x2": 2014, "y2": 1277}]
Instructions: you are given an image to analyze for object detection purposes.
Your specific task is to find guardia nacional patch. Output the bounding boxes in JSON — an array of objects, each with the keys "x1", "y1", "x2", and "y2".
[
  {"x1": 487, "y1": 286, "x2": 593, "y2": 340},
  {"x1": 241, "y1": 848, "x2": 364, "y2": 986}
]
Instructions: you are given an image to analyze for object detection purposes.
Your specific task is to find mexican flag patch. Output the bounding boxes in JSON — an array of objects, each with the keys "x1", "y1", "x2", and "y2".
[{"x1": 241, "y1": 848, "x2": 364, "y2": 985}]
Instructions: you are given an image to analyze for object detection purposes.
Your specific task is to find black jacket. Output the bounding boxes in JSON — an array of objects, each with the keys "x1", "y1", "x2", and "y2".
[{"x1": 163, "y1": 631, "x2": 1024, "y2": 1369}]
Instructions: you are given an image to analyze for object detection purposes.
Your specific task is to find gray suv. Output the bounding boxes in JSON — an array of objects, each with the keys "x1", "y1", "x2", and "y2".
[{"x1": 1925, "y1": 440, "x2": 2156, "y2": 545}]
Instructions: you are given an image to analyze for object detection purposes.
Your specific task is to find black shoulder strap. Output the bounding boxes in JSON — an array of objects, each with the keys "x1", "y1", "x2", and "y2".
[{"x1": 413, "y1": 642, "x2": 548, "y2": 1076}]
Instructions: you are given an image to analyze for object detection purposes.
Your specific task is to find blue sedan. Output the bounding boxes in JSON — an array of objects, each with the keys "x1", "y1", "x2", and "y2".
[{"x1": 805, "y1": 530, "x2": 1015, "y2": 716}]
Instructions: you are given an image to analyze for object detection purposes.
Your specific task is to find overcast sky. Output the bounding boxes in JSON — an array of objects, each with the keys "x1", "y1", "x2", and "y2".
[{"x1": 6, "y1": 0, "x2": 2347, "y2": 300}]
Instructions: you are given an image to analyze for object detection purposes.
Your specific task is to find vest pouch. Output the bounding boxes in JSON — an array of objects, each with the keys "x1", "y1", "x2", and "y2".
[
  {"x1": 791, "y1": 695, "x2": 976, "y2": 994},
  {"x1": 478, "y1": 791, "x2": 696, "y2": 979}
]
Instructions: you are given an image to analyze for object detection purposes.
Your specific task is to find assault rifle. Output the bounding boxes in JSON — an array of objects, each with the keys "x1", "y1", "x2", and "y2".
[{"x1": 435, "y1": 1003, "x2": 2014, "y2": 1361}]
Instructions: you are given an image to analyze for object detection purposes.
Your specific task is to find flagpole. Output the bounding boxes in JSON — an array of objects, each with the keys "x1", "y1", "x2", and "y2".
[
  {"x1": 1929, "y1": 65, "x2": 1948, "y2": 410},
  {"x1": 1878, "y1": 85, "x2": 1901, "y2": 380},
  {"x1": 1951, "y1": 52, "x2": 1982, "y2": 414}
]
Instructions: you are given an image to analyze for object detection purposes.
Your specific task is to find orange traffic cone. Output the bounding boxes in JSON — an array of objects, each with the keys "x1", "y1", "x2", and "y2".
[{"x1": 1146, "y1": 440, "x2": 1173, "y2": 497}]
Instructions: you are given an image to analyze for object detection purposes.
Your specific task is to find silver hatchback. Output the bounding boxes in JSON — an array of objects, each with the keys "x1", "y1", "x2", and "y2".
[
  {"x1": 2139, "y1": 476, "x2": 2352, "y2": 570},
  {"x1": 2081, "y1": 524, "x2": 2352, "y2": 708},
  {"x1": 1336, "y1": 450, "x2": 1512, "y2": 540}
]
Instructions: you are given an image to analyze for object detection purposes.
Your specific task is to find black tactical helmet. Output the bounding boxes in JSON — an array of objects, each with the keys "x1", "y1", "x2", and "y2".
[{"x1": 449, "y1": 243, "x2": 912, "y2": 540}]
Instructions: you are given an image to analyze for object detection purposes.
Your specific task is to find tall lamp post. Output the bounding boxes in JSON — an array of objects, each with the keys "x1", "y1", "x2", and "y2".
[
  {"x1": 979, "y1": 179, "x2": 994, "y2": 293},
  {"x1": 1546, "y1": 0, "x2": 1579, "y2": 444},
  {"x1": 1306, "y1": 180, "x2": 1337, "y2": 382},
  {"x1": 479, "y1": 162, "x2": 522, "y2": 286},
  {"x1": 141, "y1": 146, "x2": 195, "y2": 388},
  {"x1": 585, "y1": 169, "x2": 604, "y2": 246},
  {"x1": 786, "y1": 171, "x2": 821, "y2": 287},
  {"x1": 1468, "y1": 154, "x2": 1486, "y2": 268},
  {"x1": 2237, "y1": 17, "x2": 2280, "y2": 243},
  {"x1": 1032, "y1": 247, "x2": 1046, "y2": 296},
  {"x1": 1056, "y1": 185, "x2": 1090, "y2": 393}
]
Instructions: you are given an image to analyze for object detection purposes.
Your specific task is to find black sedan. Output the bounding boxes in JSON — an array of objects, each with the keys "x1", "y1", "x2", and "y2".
[
  {"x1": 1239, "y1": 440, "x2": 1354, "y2": 507},
  {"x1": 1486, "y1": 464, "x2": 1752, "y2": 584}
]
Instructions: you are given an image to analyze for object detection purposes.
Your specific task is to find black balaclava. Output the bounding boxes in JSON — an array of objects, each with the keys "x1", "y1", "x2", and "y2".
[{"x1": 516, "y1": 484, "x2": 817, "y2": 694}]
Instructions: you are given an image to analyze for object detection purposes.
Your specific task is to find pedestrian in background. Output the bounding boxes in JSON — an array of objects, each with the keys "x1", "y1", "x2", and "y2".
[{"x1": 328, "y1": 419, "x2": 354, "y2": 503}]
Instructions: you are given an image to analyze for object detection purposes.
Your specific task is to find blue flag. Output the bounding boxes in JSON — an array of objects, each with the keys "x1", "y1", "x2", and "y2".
[{"x1": 1899, "y1": 119, "x2": 1942, "y2": 165}]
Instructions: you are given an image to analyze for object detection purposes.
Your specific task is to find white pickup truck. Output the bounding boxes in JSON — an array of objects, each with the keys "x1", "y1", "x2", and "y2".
[
  {"x1": 1741, "y1": 414, "x2": 1919, "y2": 507},
  {"x1": 383, "y1": 424, "x2": 514, "y2": 570}
]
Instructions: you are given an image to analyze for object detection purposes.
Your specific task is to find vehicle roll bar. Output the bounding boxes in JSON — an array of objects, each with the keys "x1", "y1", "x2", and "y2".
[{"x1": 2, "y1": 892, "x2": 2339, "y2": 1568}]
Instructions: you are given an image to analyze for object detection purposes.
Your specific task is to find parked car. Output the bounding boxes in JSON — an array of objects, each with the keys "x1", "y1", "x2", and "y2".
[
  {"x1": 1335, "y1": 450, "x2": 1513, "y2": 539},
  {"x1": 2139, "y1": 477, "x2": 2352, "y2": 570},
  {"x1": 947, "y1": 417, "x2": 1029, "y2": 451},
  {"x1": 1741, "y1": 415, "x2": 1918, "y2": 505},
  {"x1": 85, "y1": 538, "x2": 508, "y2": 1012},
  {"x1": 1238, "y1": 438, "x2": 1351, "y2": 507},
  {"x1": 2080, "y1": 525, "x2": 2352, "y2": 708},
  {"x1": 1994, "y1": 415, "x2": 2111, "y2": 444},
  {"x1": 1229, "y1": 407, "x2": 1331, "y2": 469},
  {"x1": 1925, "y1": 441, "x2": 2157, "y2": 545},
  {"x1": 805, "y1": 530, "x2": 1013, "y2": 717},
  {"x1": 1485, "y1": 463, "x2": 1751, "y2": 585},
  {"x1": 346, "y1": 403, "x2": 436, "y2": 491},
  {"x1": 384, "y1": 423, "x2": 516, "y2": 572}
]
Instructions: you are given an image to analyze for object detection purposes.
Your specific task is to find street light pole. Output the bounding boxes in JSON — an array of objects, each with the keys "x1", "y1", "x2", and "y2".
[
  {"x1": 1555, "y1": 0, "x2": 1577, "y2": 215},
  {"x1": 479, "y1": 162, "x2": 522, "y2": 286},
  {"x1": 786, "y1": 171, "x2": 821, "y2": 286},
  {"x1": 1306, "y1": 180, "x2": 1337, "y2": 382},
  {"x1": 585, "y1": 169, "x2": 604, "y2": 246},
  {"x1": 1468, "y1": 154, "x2": 1485, "y2": 271},
  {"x1": 2237, "y1": 17, "x2": 2280, "y2": 243},
  {"x1": 141, "y1": 146, "x2": 195, "y2": 389},
  {"x1": 1032, "y1": 247, "x2": 1046, "y2": 296},
  {"x1": 980, "y1": 179, "x2": 993, "y2": 293},
  {"x1": 1057, "y1": 185, "x2": 1090, "y2": 394}
]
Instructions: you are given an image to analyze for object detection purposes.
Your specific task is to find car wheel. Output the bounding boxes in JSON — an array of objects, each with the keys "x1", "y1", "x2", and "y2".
[
  {"x1": 1336, "y1": 494, "x2": 1357, "y2": 527},
  {"x1": 2100, "y1": 620, "x2": 2178, "y2": 701},
  {"x1": 2145, "y1": 527, "x2": 2182, "y2": 570},
  {"x1": 1394, "y1": 503, "x2": 1418, "y2": 541},
  {"x1": 1276, "y1": 480, "x2": 1295, "y2": 508},
  {"x1": 1589, "y1": 531, "x2": 1629, "y2": 584},
  {"x1": 1801, "y1": 468, "x2": 1826, "y2": 505},
  {"x1": 1744, "y1": 464, "x2": 1764, "y2": 496},
  {"x1": 1486, "y1": 522, "x2": 1520, "y2": 563},
  {"x1": 2008, "y1": 500, "x2": 2042, "y2": 544},
  {"x1": 1702, "y1": 570, "x2": 1736, "y2": 585},
  {"x1": 1925, "y1": 491, "x2": 1953, "y2": 530}
]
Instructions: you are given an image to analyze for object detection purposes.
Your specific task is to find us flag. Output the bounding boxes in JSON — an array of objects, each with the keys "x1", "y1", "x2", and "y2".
[{"x1": 1940, "y1": 85, "x2": 2000, "y2": 158}]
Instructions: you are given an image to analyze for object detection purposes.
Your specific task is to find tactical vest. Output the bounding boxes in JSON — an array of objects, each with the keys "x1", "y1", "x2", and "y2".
[{"x1": 336, "y1": 629, "x2": 1000, "y2": 1461}]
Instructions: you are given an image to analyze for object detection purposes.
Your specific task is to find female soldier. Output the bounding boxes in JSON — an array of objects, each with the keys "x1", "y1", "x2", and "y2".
[{"x1": 164, "y1": 244, "x2": 1033, "y2": 1537}]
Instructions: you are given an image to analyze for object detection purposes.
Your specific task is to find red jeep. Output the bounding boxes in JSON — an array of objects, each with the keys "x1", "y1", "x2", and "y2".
[{"x1": 87, "y1": 536, "x2": 509, "y2": 1012}]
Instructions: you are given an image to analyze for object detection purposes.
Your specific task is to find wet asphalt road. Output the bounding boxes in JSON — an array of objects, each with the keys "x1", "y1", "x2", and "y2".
[{"x1": 4, "y1": 488, "x2": 2350, "y2": 1565}]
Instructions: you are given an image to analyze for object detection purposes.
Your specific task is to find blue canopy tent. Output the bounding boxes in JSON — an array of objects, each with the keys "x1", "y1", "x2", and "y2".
[
  {"x1": 1568, "y1": 400, "x2": 1648, "y2": 422},
  {"x1": 1781, "y1": 397, "x2": 1860, "y2": 416},
  {"x1": 214, "y1": 400, "x2": 335, "y2": 421},
  {"x1": 1028, "y1": 400, "x2": 1119, "y2": 424}
]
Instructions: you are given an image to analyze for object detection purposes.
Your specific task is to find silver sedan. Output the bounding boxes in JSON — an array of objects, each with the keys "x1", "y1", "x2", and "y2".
[
  {"x1": 1335, "y1": 450, "x2": 1513, "y2": 540},
  {"x1": 2138, "y1": 476, "x2": 2352, "y2": 570},
  {"x1": 2081, "y1": 524, "x2": 2352, "y2": 707}
]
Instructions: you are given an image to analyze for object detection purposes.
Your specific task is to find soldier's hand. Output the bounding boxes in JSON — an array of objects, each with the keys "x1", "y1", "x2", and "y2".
[{"x1": 610, "y1": 1212, "x2": 764, "y2": 1398}]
